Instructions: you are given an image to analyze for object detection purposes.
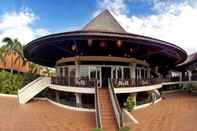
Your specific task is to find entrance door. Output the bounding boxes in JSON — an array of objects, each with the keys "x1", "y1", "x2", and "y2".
[{"x1": 101, "y1": 67, "x2": 111, "y2": 87}]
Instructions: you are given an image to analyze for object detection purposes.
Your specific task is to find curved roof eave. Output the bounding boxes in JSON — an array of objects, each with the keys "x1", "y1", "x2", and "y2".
[{"x1": 24, "y1": 30, "x2": 187, "y2": 67}]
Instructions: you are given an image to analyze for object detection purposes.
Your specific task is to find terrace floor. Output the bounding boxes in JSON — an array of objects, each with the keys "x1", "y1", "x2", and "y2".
[
  {"x1": 131, "y1": 91, "x2": 197, "y2": 131},
  {"x1": 0, "y1": 97, "x2": 95, "y2": 131}
]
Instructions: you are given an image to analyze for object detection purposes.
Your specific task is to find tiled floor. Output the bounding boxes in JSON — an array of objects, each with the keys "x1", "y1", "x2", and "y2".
[
  {"x1": 0, "y1": 97, "x2": 95, "y2": 131},
  {"x1": 131, "y1": 92, "x2": 197, "y2": 131},
  {"x1": 1, "y1": 92, "x2": 197, "y2": 131}
]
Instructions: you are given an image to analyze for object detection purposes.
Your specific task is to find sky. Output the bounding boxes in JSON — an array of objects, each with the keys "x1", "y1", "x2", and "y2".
[{"x1": 0, "y1": 0, "x2": 197, "y2": 54}]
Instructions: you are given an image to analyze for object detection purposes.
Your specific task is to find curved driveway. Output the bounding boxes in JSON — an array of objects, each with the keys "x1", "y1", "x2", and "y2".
[{"x1": 132, "y1": 92, "x2": 197, "y2": 131}]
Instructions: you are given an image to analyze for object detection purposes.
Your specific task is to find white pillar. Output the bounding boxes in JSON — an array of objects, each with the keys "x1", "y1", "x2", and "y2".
[
  {"x1": 55, "y1": 91, "x2": 60, "y2": 102},
  {"x1": 179, "y1": 72, "x2": 182, "y2": 81},
  {"x1": 56, "y1": 67, "x2": 60, "y2": 77},
  {"x1": 130, "y1": 64, "x2": 136, "y2": 79},
  {"x1": 75, "y1": 61, "x2": 79, "y2": 78},
  {"x1": 188, "y1": 70, "x2": 192, "y2": 81},
  {"x1": 62, "y1": 67, "x2": 65, "y2": 77},
  {"x1": 75, "y1": 93, "x2": 82, "y2": 107},
  {"x1": 139, "y1": 68, "x2": 141, "y2": 80}
]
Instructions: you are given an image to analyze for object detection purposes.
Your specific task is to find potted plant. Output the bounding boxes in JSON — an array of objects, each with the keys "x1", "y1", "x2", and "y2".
[{"x1": 124, "y1": 96, "x2": 135, "y2": 112}]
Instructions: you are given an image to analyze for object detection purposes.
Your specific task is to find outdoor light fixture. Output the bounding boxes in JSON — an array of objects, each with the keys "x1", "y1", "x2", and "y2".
[
  {"x1": 117, "y1": 40, "x2": 122, "y2": 47},
  {"x1": 100, "y1": 41, "x2": 106, "y2": 48},
  {"x1": 130, "y1": 48, "x2": 133, "y2": 53},
  {"x1": 88, "y1": 39, "x2": 92, "y2": 47},
  {"x1": 72, "y1": 44, "x2": 77, "y2": 51}
]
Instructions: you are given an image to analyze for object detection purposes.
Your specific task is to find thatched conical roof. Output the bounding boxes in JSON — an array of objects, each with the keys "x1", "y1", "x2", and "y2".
[{"x1": 83, "y1": 10, "x2": 126, "y2": 33}]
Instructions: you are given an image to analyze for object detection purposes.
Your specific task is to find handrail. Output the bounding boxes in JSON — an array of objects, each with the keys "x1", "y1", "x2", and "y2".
[
  {"x1": 51, "y1": 76, "x2": 95, "y2": 88},
  {"x1": 18, "y1": 77, "x2": 44, "y2": 94},
  {"x1": 94, "y1": 80, "x2": 102, "y2": 128},
  {"x1": 108, "y1": 78, "x2": 123, "y2": 130}
]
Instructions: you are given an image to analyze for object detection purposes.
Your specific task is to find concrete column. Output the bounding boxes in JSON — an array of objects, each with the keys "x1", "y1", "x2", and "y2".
[
  {"x1": 179, "y1": 72, "x2": 182, "y2": 81},
  {"x1": 139, "y1": 68, "x2": 141, "y2": 79},
  {"x1": 56, "y1": 67, "x2": 60, "y2": 77},
  {"x1": 62, "y1": 67, "x2": 65, "y2": 77},
  {"x1": 155, "y1": 66, "x2": 159, "y2": 77},
  {"x1": 188, "y1": 70, "x2": 192, "y2": 81},
  {"x1": 75, "y1": 93, "x2": 82, "y2": 107},
  {"x1": 147, "y1": 68, "x2": 151, "y2": 79},
  {"x1": 55, "y1": 91, "x2": 60, "y2": 102},
  {"x1": 130, "y1": 64, "x2": 136, "y2": 79},
  {"x1": 75, "y1": 61, "x2": 79, "y2": 78}
]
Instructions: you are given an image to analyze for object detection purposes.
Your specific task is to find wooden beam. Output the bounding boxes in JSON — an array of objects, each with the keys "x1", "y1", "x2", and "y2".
[{"x1": 56, "y1": 56, "x2": 149, "y2": 66}]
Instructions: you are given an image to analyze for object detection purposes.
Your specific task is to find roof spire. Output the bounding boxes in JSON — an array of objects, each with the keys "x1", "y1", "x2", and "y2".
[{"x1": 82, "y1": 9, "x2": 126, "y2": 33}]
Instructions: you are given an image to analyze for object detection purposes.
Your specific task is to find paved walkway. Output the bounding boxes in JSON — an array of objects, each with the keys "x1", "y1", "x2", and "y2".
[
  {"x1": 131, "y1": 92, "x2": 197, "y2": 131},
  {"x1": 0, "y1": 97, "x2": 95, "y2": 131}
]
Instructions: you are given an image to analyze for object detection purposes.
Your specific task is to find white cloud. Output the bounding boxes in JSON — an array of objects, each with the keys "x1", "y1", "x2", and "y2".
[
  {"x1": 95, "y1": 0, "x2": 197, "y2": 54},
  {"x1": 0, "y1": 8, "x2": 50, "y2": 46}
]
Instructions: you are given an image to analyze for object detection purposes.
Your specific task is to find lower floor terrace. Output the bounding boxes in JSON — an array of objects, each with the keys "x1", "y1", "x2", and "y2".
[{"x1": 1, "y1": 91, "x2": 197, "y2": 131}]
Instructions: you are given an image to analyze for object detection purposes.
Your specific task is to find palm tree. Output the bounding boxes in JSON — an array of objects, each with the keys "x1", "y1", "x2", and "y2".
[
  {"x1": 0, "y1": 46, "x2": 6, "y2": 65},
  {"x1": 28, "y1": 62, "x2": 43, "y2": 74},
  {"x1": 2, "y1": 37, "x2": 27, "y2": 73}
]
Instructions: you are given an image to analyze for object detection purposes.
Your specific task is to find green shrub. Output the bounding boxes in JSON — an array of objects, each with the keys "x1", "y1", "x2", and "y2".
[
  {"x1": 0, "y1": 71, "x2": 24, "y2": 94},
  {"x1": 120, "y1": 127, "x2": 130, "y2": 131},
  {"x1": 91, "y1": 128, "x2": 102, "y2": 131},
  {"x1": 124, "y1": 96, "x2": 135, "y2": 111}
]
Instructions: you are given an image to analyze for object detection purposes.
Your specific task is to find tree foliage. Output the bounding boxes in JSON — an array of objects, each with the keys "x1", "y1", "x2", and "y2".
[{"x1": 0, "y1": 71, "x2": 24, "y2": 94}]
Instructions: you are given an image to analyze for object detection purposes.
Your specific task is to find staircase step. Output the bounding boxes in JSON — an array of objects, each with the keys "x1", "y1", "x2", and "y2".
[{"x1": 98, "y1": 88, "x2": 118, "y2": 130}]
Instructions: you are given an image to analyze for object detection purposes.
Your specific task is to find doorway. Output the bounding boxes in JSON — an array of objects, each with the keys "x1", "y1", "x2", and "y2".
[{"x1": 101, "y1": 67, "x2": 111, "y2": 87}]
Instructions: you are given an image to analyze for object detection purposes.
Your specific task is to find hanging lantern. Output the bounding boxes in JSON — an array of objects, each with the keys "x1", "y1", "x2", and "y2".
[
  {"x1": 72, "y1": 44, "x2": 76, "y2": 51},
  {"x1": 117, "y1": 40, "x2": 122, "y2": 48},
  {"x1": 88, "y1": 39, "x2": 92, "y2": 47},
  {"x1": 100, "y1": 41, "x2": 106, "y2": 48}
]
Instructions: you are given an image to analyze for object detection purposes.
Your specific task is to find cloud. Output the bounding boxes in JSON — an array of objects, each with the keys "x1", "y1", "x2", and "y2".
[
  {"x1": 0, "y1": 8, "x2": 50, "y2": 46},
  {"x1": 95, "y1": 0, "x2": 197, "y2": 54}
]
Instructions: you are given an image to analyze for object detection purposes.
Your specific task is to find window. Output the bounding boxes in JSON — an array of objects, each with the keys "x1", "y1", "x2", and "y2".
[
  {"x1": 124, "y1": 68, "x2": 130, "y2": 79},
  {"x1": 117, "y1": 67, "x2": 122, "y2": 80},
  {"x1": 112, "y1": 67, "x2": 116, "y2": 79},
  {"x1": 69, "y1": 66, "x2": 76, "y2": 78},
  {"x1": 90, "y1": 66, "x2": 97, "y2": 79},
  {"x1": 79, "y1": 66, "x2": 89, "y2": 79},
  {"x1": 64, "y1": 67, "x2": 68, "y2": 78}
]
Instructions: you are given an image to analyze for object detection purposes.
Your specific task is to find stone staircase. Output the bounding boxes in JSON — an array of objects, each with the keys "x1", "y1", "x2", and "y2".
[{"x1": 99, "y1": 88, "x2": 118, "y2": 131}]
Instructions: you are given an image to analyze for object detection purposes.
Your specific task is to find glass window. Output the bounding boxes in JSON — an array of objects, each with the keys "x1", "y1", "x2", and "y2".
[
  {"x1": 124, "y1": 68, "x2": 130, "y2": 79},
  {"x1": 90, "y1": 67, "x2": 97, "y2": 79},
  {"x1": 117, "y1": 67, "x2": 122, "y2": 80},
  {"x1": 64, "y1": 67, "x2": 68, "y2": 78},
  {"x1": 141, "y1": 69, "x2": 144, "y2": 79},
  {"x1": 112, "y1": 67, "x2": 116, "y2": 79},
  {"x1": 97, "y1": 68, "x2": 100, "y2": 80},
  {"x1": 69, "y1": 67, "x2": 76, "y2": 78},
  {"x1": 60, "y1": 67, "x2": 63, "y2": 77},
  {"x1": 79, "y1": 66, "x2": 89, "y2": 79}
]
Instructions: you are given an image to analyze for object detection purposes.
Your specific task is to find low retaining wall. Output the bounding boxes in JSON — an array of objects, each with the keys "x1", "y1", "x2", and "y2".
[{"x1": 134, "y1": 97, "x2": 162, "y2": 110}]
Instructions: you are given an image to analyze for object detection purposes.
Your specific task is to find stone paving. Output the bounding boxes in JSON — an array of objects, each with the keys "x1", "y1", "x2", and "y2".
[
  {"x1": 131, "y1": 92, "x2": 197, "y2": 131},
  {"x1": 0, "y1": 97, "x2": 95, "y2": 131},
  {"x1": 0, "y1": 92, "x2": 197, "y2": 131}
]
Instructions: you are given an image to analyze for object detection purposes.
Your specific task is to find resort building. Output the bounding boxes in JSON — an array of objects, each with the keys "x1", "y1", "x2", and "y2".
[
  {"x1": 175, "y1": 52, "x2": 197, "y2": 81},
  {"x1": 18, "y1": 10, "x2": 187, "y2": 130}
]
